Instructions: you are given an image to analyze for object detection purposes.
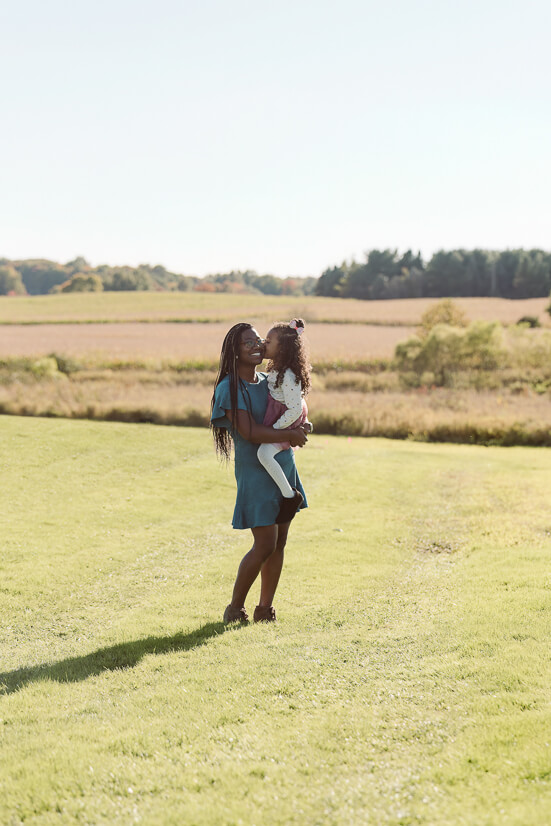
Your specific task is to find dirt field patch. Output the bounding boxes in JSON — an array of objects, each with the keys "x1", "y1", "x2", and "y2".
[{"x1": 0, "y1": 322, "x2": 416, "y2": 361}]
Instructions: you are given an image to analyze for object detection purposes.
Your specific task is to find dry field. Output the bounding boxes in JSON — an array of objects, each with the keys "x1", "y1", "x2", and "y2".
[
  {"x1": 1, "y1": 293, "x2": 550, "y2": 445},
  {"x1": 2, "y1": 375, "x2": 551, "y2": 445},
  {"x1": 0, "y1": 322, "x2": 414, "y2": 361},
  {"x1": 0, "y1": 292, "x2": 549, "y2": 325}
]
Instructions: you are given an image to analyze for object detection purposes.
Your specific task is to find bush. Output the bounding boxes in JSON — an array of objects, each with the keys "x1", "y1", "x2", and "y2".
[
  {"x1": 49, "y1": 353, "x2": 82, "y2": 375},
  {"x1": 30, "y1": 357, "x2": 59, "y2": 379},
  {"x1": 418, "y1": 299, "x2": 468, "y2": 339},
  {"x1": 506, "y1": 326, "x2": 551, "y2": 370},
  {"x1": 395, "y1": 322, "x2": 506, "y2": 386},
  {"x1": 0, "y1": 264, "x2": 26, "y2": 295},
  {"x1": 59, "y1": 273, "x2": 104, "y2": 293},
  {"x1": 516, "y1": 315, "x2": 541, "y2": 328}
]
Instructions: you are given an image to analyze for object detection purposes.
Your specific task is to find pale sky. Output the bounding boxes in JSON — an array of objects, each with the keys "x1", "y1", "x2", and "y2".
[{"x1": 1, "y1": 0, "x2": 549, "y2": 277}]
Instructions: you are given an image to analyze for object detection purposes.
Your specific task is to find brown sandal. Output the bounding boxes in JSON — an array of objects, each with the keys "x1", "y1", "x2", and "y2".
[
  {"x1": 223, "y1": 604, "x2": 249, "y2": 624},
  {"x1": 253, "y1": 605, "x2": 277, "y2": 623}
]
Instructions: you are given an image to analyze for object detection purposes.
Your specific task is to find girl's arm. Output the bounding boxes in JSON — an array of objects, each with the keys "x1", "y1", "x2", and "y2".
[
  {"x1": 272, "y1": 369, "x2": 304, "y2": 429},
  {"x1": 226, "y1": 409, "x2": 308, "y2": 447}
]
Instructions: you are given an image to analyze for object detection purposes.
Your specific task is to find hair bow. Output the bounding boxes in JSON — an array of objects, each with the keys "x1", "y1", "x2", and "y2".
[{"x1": 289, "y1": 320, "x2": 304, "y2": 336}]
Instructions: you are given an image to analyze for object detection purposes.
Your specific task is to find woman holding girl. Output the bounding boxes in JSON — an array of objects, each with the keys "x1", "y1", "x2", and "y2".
[{"x1": 210, "y1": 320, "x2": 311, "y2": 624}]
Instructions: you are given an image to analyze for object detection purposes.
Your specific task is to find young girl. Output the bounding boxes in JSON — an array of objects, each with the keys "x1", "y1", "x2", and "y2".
[{"x1": 258, "y1": 319, "x2": 311, "y2": 525}]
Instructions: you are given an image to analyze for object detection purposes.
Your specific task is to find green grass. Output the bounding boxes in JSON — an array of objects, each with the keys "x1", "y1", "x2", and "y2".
[{"x1": 1, "y1": 418, "x2": 550, "y2": 825}]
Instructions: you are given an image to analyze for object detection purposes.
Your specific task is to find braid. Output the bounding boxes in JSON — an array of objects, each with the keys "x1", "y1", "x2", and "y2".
[{"x1": 210, "y1": 322, "x2": 253, "y2": 460}]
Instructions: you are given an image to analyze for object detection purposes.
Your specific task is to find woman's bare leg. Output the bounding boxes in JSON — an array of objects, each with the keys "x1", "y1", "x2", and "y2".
[
  {"x1": 229, "y1": 524, "x2": 278, "y2": 610},
  {"x1": 258, "y1": 521, "x2": 290, "y2": 608}
]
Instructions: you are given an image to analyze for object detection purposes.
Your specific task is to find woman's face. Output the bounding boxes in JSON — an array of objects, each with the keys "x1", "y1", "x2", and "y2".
[
  {"x1": 262, "y1": 328, "x2": 279, "y2": 361},
  {"x1": 238, "y1": 327, "x2": 265, "y2": 367}
]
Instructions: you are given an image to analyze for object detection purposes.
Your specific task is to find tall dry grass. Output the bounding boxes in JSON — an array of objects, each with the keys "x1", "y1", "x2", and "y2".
[{"x1": 2, "y1": 372, "x2": 550, "y2": 446}]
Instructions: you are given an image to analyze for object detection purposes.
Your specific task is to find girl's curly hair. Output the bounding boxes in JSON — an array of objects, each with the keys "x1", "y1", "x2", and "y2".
[{"x1": 267, "y1": 318, "x2": 311, "y2": 395}]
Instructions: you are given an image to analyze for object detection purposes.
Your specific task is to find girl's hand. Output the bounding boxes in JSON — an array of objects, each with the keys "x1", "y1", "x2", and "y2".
[
  {"x1": 302, "y1": 421, "x2": 314, "y2": 434},
  {"x1": 288, "y1": 427, "x2": 308, "y2": 448}
]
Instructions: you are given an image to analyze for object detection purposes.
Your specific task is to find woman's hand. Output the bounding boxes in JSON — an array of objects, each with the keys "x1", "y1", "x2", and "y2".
[
  {"x1": 228, "y1": 410, "x2": 308, "y2": 446},
  {"x1": 288, "y1": 427, "x2": 308, "y2": 448}
]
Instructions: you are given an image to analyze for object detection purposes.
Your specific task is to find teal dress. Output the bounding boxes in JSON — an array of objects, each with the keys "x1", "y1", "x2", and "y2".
[{"x1": 211, "y1": 372, "x2": 308, "y2": 529}]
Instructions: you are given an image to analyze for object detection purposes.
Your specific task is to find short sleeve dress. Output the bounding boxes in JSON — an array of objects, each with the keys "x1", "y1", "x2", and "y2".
[{"x1": 211, "y1": 372, "x2": 308, "y2": 529}]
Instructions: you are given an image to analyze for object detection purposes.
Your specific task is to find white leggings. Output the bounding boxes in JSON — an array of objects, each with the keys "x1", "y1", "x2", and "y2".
[{"x1": 257, "y1": 443, "x2": 294, "y2": 498}]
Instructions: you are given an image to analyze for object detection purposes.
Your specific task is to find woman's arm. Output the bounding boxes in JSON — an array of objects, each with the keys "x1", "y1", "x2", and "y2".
[{"x1": 226, "y1": 409, "x2": 308, "y2": 447}]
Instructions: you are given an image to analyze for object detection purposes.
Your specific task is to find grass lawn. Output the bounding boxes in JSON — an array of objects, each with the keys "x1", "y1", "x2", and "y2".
[{"x1": 1, "y1": 417, "x2": 550, "y2": 825}]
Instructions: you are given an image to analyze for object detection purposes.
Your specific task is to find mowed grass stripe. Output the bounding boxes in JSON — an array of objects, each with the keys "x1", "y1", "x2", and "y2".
[
  {"x1": 2, "y1": 418, "x2": 238, "y2": 669},
  {"x1": 1, "y1": 419, "x2": 550, "y2": 825}
]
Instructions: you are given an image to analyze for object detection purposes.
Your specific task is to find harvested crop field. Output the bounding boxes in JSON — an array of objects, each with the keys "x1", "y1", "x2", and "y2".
[
  {"x1": 0, "y1": 322, "x2": 415, "y2": 361},
  {"x1": 0, "y1": 293, "x2": 549, "y2": 325}
]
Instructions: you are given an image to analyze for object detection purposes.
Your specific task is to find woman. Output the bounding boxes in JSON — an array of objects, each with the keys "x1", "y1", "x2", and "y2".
[{"x1": 210, "y1": 322, "x2": 309, "y2": 624}]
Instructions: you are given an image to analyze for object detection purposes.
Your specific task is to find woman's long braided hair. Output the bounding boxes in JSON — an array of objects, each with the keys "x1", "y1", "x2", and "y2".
[
  {"x1": 210, "y1": 322, "x2": 254, "y2": 460},
  {"x1": 267, "y1": 318, "x2": 311, "y2": 395}
]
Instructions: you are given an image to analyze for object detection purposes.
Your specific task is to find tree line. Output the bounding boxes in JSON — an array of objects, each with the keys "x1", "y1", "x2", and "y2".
[
  {"x1": 0, "y1": 258, "x2": 317, "y2": 297},
  {"x1": 316, "y1": 249, "x2": 551, "y2": 300},
  {"x1": 1, "y1": 248, "x2": 551, "y2": 299}
]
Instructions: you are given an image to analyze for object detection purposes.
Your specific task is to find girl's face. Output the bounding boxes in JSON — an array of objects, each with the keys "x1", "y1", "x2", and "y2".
[
  {"x1": 238, "y1": 327, "x2": 265, "y2": 367},
  {"x1": 262, "y1": 328, "x2": 280, "y2": 361}
]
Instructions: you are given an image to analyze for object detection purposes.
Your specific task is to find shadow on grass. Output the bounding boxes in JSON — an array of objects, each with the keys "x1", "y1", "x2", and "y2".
[{"x1": 0, "y1": 621, "x2": 233, "y2": 695}]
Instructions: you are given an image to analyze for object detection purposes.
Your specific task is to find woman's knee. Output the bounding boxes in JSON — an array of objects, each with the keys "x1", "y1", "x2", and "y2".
[
  {"x1": 251, "y1": 526, "x2": 278, "y2": 561},
  {"x1": 254, "y1": 540, "x2": 277, "y2": 563}
]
